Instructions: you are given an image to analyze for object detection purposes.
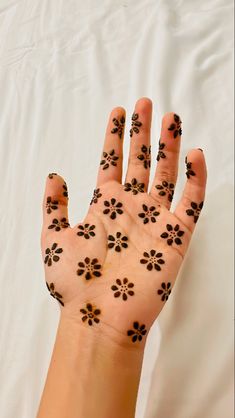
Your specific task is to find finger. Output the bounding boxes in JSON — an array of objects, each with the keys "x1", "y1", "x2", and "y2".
[
  {"x1": 149, "y1": 112, "x2": 182, "y2": 209},
  {"x1": 174, "y1": 149, "x2": 207, "y2": 232},
  {"x1": 42, "y1": 173, "x2": 70, "y2": 231},
  {"x1": 124, "y1": 97, "x2": 152, "y2": 194},
  {"x1": 96, "y1": 107, "x2": 126, "y2": 187}
]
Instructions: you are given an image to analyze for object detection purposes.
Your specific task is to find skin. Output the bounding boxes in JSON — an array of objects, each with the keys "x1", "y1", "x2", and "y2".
[{"x1": 37, "y1": 97, "x2": 207, "y2": 418}]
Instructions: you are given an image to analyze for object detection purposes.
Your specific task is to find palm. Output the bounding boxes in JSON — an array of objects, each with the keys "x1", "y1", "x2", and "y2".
[{"x1": 41, "y1": 98, "x2": 206, "y2": 345}]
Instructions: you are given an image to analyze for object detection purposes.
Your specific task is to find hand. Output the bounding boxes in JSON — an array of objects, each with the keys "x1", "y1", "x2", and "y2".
[{"x1": 41, "y1": 97, "x2": 207, "y2": 349}]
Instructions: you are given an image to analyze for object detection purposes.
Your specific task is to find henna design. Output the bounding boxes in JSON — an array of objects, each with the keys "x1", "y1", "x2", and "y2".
[
  {"x1": 48, "y1": 173, "x2": 57, "y2": 179},
  {"x1": 185, "y1": 157, "x2": 196, "y2": 178},
  {"x1": 186, "y1": 201, "x2": 204, "y2": 223},
  {"x1": 130, "y1": 113, "x2": 142, "y2": 137},
  {"x1": 111, "y1": 116, "x2": 125, "y2": 139},
  {"x1": 90, "y1": 188, "x2": 102, "y2": 205},
  {"x1": 111, "y1": 278, "x2": 134, "y2": 300},
  {"x1": 155, "y1": 181, "x2": 175, "y2": 202},
  {"x1": 46, "y1": 282, "x2": 64, "y2": 306},
  {"x1": 48, "y1": 218, "x2": 70, "y2": 231},
  {"x1": 100, "y1": 149, "x2": 119, "y2": 170},
  {"x1": 77, "y1": 224, "x2": 96, "y2": 239},
  {"x1": 107, "y1": 232, "x2": 128, "y2": 252},
  {"x1": 138, "y1": 204, "x2": 160, "y2": 224},
  {"x1": 124, "y1": 178, "x2": 145, "y2": 195},
  {"x1": 63, "y1": 182, "x2": 68, "y2": 197},
  {"x1": 168, "y1": 114, "x2": 182, "y2": 138},
  {"x1": 103, "y1": 198, "x2": 123, "y2": 219},
  {"x1": 44, "y1": 243, "x2": 63, "y2": 266},
  {"x1": 161, "y1": 224, "x2": 184, "y2": 245},
  {"x1": 140, "y1": 250, "x2": 165, "y2": 271},
  {"x1": 127, "y1": 322, "x2": 147, "y2": 343},
  {"x1": 157, "y1": 282, "x2": 172, "y2": 301},
  {"x1": 197, "y1": 148, "x2": 203, "y2": 152},
  {"x1": 137, "y1": 145, "x2": 151, "y2": 169},
  {"x1": 80, "y1": 303, "x2": 101, "y2": 326},
  {"x1": 157, "y1": 140, "x2": 166, "y2": 161},
  {"x1": 77, "y1": 257, "x2": 101, "y2": 280},
  {"x1": 46, "y1": 197, "x2": 59, "y2": 214}
]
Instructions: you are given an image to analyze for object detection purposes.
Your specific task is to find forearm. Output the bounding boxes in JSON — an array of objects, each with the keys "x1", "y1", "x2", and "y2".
[{"x1": 36, "y1": 313, "x2": 145, "y2": 418}]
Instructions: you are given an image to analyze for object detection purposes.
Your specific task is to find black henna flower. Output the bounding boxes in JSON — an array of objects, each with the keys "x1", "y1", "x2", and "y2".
[
  {"x1": 48, "y1": 173, "x2": 57, "y2": 179},
  {"x1": 140, "y1": 249, "x2": 165, "y2": 271},
  {"x1": 157, "y1": 140, "x2": 166, "y2": 161},
  {"x1": 46, "y1": 282, "x2": 64, "y2": 306},
  {"x1": 111, "y1": 278, "x2": 134, "y2": 301},
  {"x1": 157, "y1": 282, "x2": 172, "y2": 301},
  {"x1": 124, "y1": 178, "x2": 145, "y2": 195},
  {"x1": 103, "y1": 198, "x2": 123, "y2": 219},
  {"x1": 168, "y1": 114, "x2": 182, "y2": 138},
  {"x1": 48, "y1": 218, "x2": 70, "y2": 231},
  {"x1": 80, "y1": 303, "x2": 101, "y2": 326},
  {"x1": 155, "y1": 181, "x2": 175, "y2": 202},
  {"x1": 185, "y1": 157, "x2": 196, "y2": 178},
  {"x1": 63, "y1": 182, "x2": 68, "y2": 198},
  {"x1": 77, "y1": 223, "x2": 96, "y2": 239},
  {"x1": 186, "y1": 201, "x2": 204, "y2": 223},
  {"x1": 161, "y1": 224, "x2": 184, "y2": 245},
  {"x1": 100, "y1": 149, "x2": 119, "y2": 170},
  {"x1": 138, "y1": 204, "x2": 160, "y2": 224},
  {"x1": 107, "y1": 232, "x2": 128, "y2": 252},
  {"x1": 111, "y1": 116, "x2": 125, "y2": 139},
  {"x1": 137, "y1": 145, "x2": 151, "y2": 169},
  {"x1": 90, "y1": 188, "x2": 102, "y2": 205},
  {"x1": 127, "y1": 322, "x2": 147, "y2": 343},
  {"x1": 77, "y1": 257, "x2": 102, "y2": 280},
  {"x1": 130, "y1": 113, "x2": 142, "y2": 137},
  {"x1": 46, "y1": 196, "x2": 59, "y2": 214},
  {"x1": 44, "y1": 243, "x2": 63, "y2": 266}
]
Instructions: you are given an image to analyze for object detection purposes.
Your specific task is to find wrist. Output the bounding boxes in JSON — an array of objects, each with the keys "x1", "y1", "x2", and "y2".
[{"x1": 38, "y1": 311, "x2": 145, "y2": 418}]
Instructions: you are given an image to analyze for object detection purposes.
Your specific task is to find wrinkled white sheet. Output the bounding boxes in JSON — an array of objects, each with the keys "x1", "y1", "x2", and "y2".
[{"x1": 0, "y1": 1, "x2": 233, "y2": 418}]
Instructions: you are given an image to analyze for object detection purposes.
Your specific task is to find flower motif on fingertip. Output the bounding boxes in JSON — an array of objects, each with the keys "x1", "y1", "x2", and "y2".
[
  {"x1": 130, "y1": 113, "x2": 142, "y2": 137},
  {"x1": 168, "y1": 114, "x2": 182, "y2": 138},
  {"x1": 161, "y1": 224, "x2": 184, "y2": 245},
  {"x1": 63, "y1": 182, "x2": 68, "y2": 198},
  {"x1": 111, "y1": 116, "x2": 125, "y2": 139},
  {"x1": 185, "y1": 157, "x2": 196, "y2": 178},
  {"x1": 48, "y1": 173, "x2": 57, "y2": 179}
]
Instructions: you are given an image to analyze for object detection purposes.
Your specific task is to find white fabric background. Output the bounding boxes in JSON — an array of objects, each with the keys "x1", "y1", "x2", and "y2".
[{"x1": 0, "y1": 1, "x2": 233, "y2": 417}]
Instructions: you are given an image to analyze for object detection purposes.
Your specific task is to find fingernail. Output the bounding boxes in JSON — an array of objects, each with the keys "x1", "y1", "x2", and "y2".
[{"x1": 197, "y1": 148, "x2": 203, "y2": 152}]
